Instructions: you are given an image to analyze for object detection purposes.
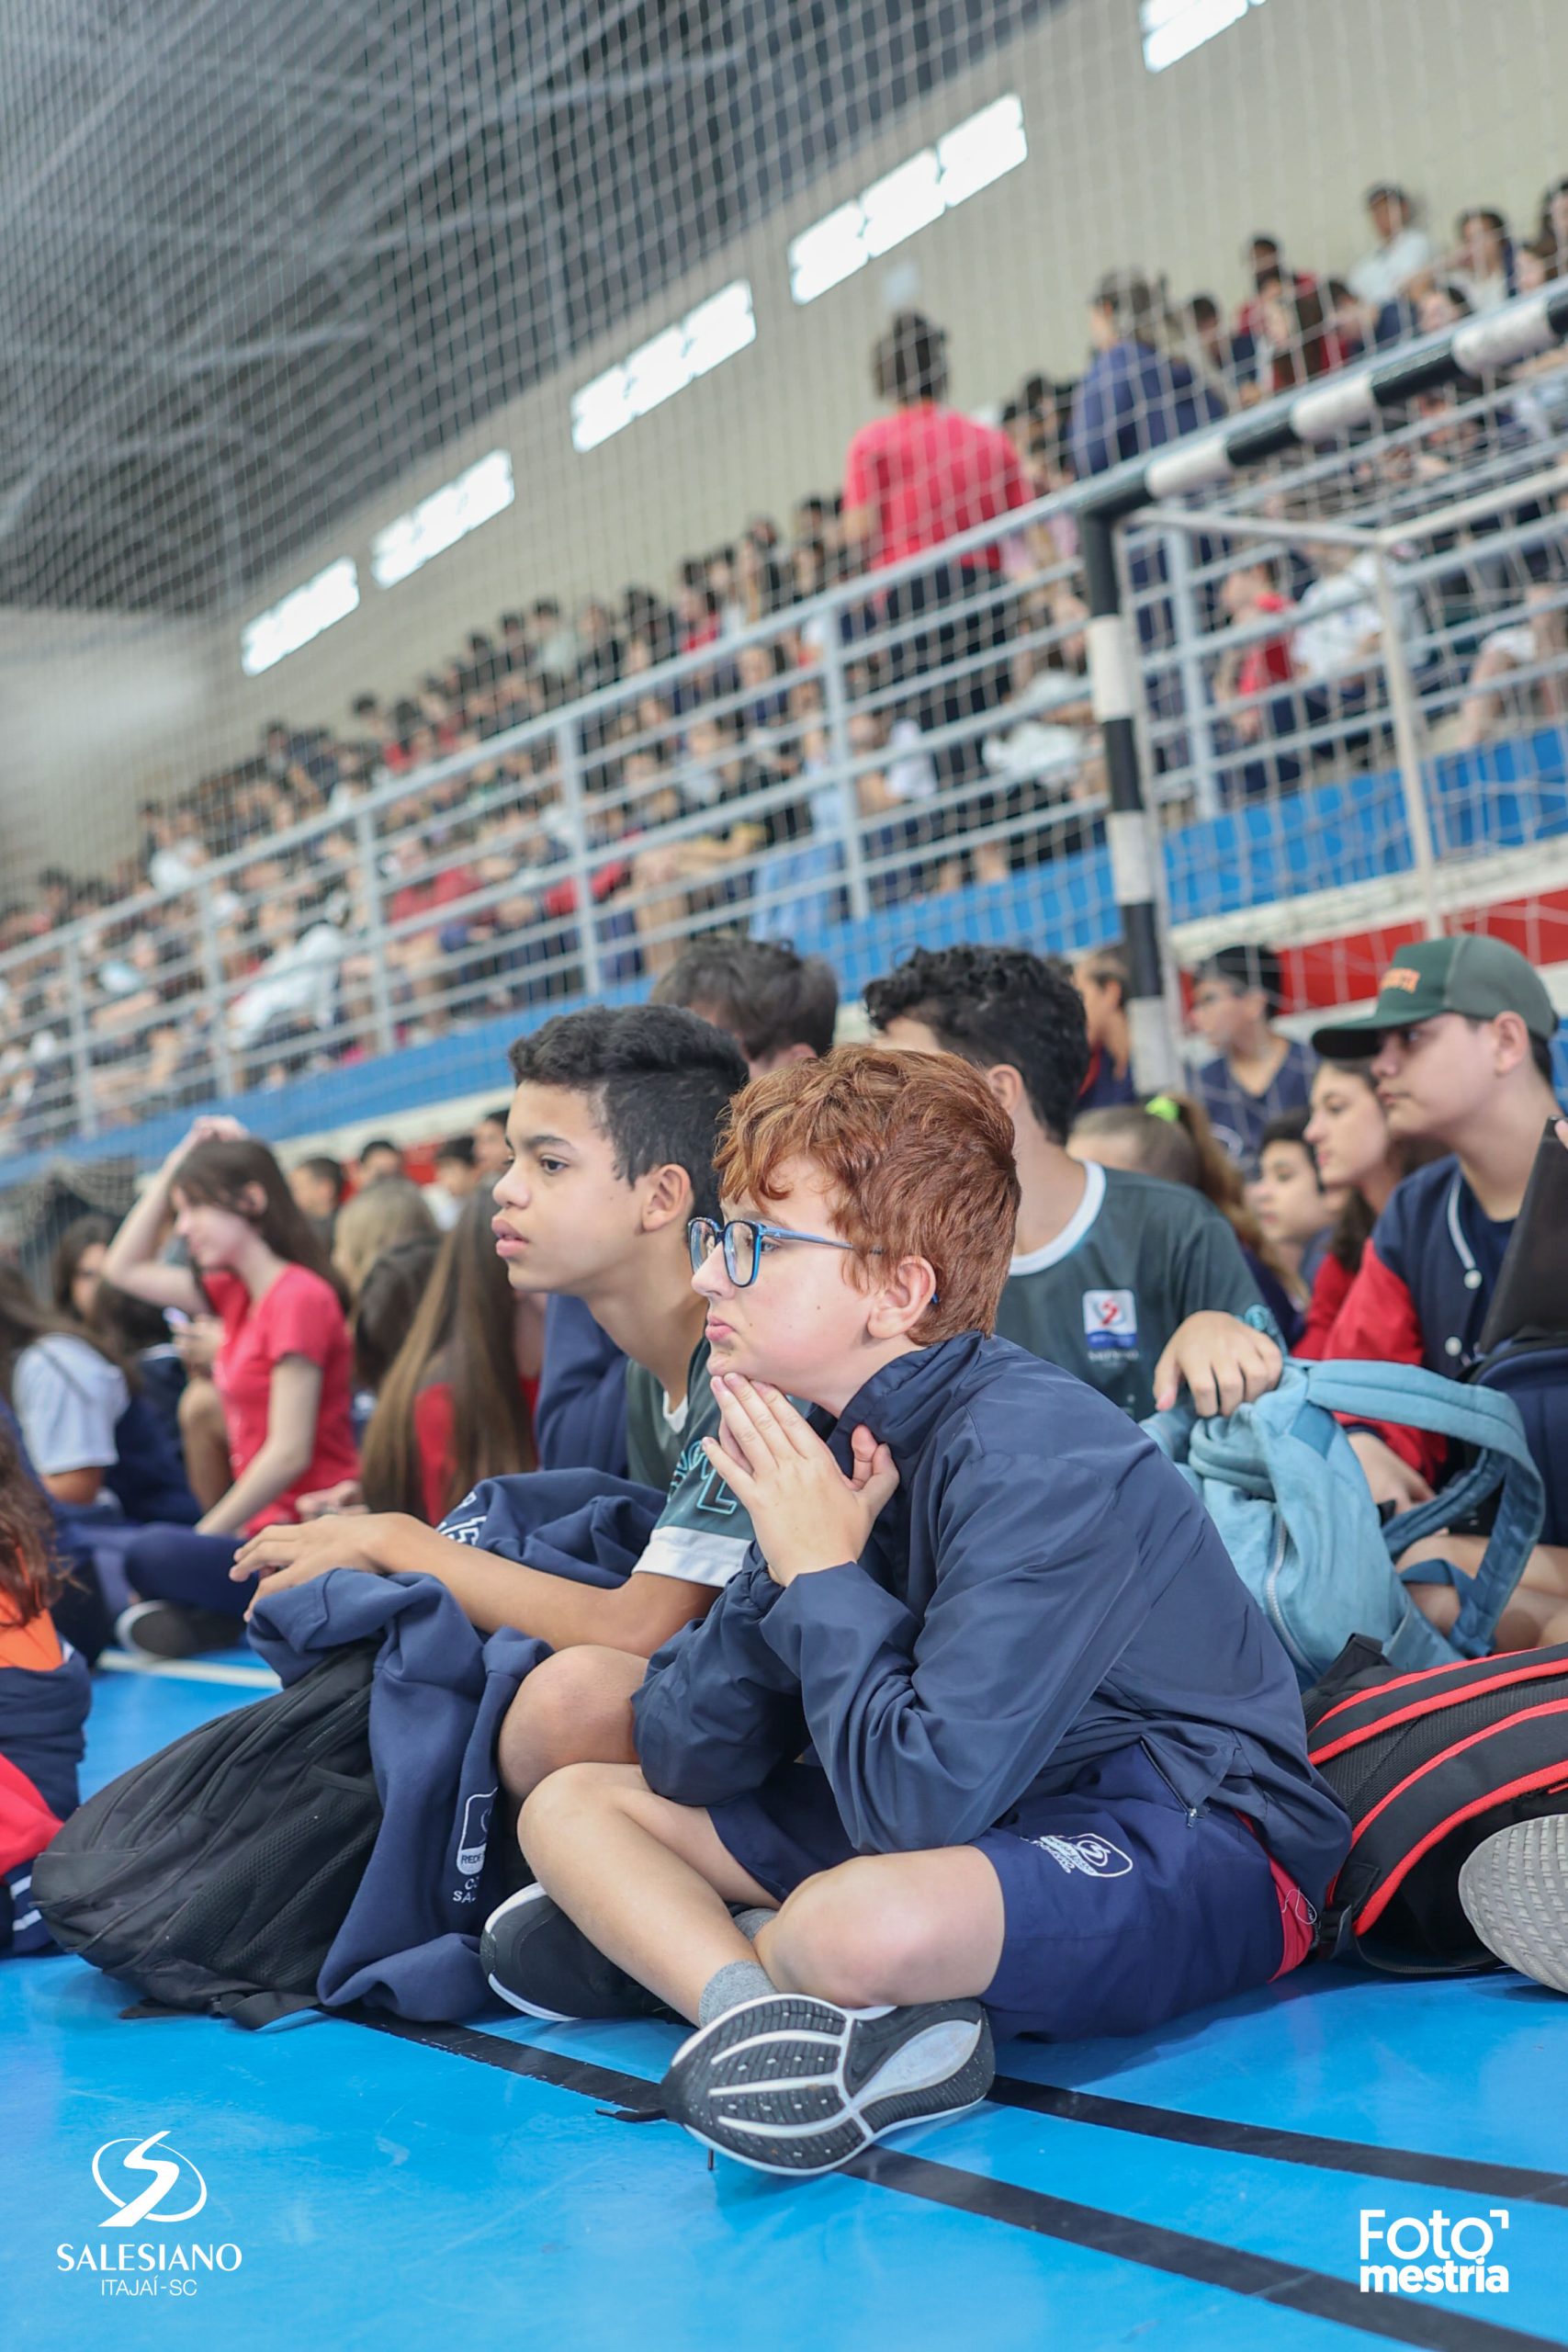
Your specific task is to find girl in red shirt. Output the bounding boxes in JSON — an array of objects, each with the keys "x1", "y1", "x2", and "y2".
[
  {"x1": 101, "y1": 1117, "x2": 357, "y2": 1657},
  {"x1": 360, "y1": 1193, "x2": 540, "y2": 1526},
  {"x1": 1297, "y1": 1061, "x2": 1441, "y2": 1356}
]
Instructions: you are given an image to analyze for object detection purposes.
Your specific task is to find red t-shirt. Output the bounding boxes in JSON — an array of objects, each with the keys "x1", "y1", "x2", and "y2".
[
  {"x1": 389, "y1": 865, "x2": 477, "y2": 930},
  {"x1": 1235, "y1": 592, "x2": 1297, "y2": 700},
  {"x1": 1295, "y1": 1250, "x2": 1356, "y2": 1361},
  {"x1": 842, "y1": 404, "x2": 1032, "y2": 571},
  {"x1": 411, "y1": 1374, "x2": 540, "y2": 1526},
  {"x1": 205, "y1": 1266, "x2": 359, "y2": 1533}
]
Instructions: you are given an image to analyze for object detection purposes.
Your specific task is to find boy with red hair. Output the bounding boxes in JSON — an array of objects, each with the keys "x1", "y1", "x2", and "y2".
[{"x1": 485, "y1": 1047, "x2": 1348, "y2": 2177}]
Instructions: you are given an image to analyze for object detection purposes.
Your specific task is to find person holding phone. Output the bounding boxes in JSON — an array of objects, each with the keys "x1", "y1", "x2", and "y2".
[{"x1": 100, "y1": 1117, "x2": 358, "y2": 1657}]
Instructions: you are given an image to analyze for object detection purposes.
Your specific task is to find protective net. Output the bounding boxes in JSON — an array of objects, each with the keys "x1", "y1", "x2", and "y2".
[{"x1": 1, "y1": 0, "x2": 1566, "y2": 1167}]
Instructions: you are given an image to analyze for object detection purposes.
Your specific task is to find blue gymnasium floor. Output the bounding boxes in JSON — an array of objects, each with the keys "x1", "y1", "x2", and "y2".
[{"x1": 7, "y1": 1658, "x2": 1568, "y2": 2352}]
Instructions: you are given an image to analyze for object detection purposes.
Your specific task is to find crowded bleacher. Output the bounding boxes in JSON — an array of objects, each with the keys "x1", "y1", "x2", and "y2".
[{"x1": 5, "y1": 167, "x2": 1568, "y2": 1153}]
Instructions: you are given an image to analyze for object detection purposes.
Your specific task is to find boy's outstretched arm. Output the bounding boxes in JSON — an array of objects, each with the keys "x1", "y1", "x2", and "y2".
[{"x1": 233, "y1": 1513, "x2": 715, "y2": 1657}]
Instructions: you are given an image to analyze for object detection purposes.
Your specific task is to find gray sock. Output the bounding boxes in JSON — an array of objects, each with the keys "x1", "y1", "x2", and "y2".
[
  {"x1": 732, "y1": 1906, "x2": 777, "y2": 1943},
  {"x1": 698, "y1": 1958, "x2": 774, "y2": 2025}
]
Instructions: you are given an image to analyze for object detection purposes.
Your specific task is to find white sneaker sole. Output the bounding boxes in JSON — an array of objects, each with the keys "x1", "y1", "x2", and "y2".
[
  {"x1": 662, "y1": 1995, "x2": 995, "y2": 2177},
  {"x1": 1460, "y1": 1812, "x2": 1568, "y2": 1995}
]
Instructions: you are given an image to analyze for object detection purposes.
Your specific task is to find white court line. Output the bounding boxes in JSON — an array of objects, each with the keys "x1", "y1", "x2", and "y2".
[{"x1": 96, "y1": 1648, "x2": 279, "y2": 1690}]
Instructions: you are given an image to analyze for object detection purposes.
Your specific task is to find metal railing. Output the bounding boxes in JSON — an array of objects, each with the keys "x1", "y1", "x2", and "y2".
[{"x1": 4, "y1": 320, "x2": 1568, "y2": 1168}]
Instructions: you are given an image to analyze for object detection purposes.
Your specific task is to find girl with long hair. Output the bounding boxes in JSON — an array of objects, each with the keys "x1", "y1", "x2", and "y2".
[
  {"x1": 1299, "y1": 1058, "x2": 1441, "y2": 1356},
  {"x1": 1070, "y1": 1093, "x2": 1305, "y2": 1343},
  {"x1": 0, "y1": 1409, "x2": 92, "y2": 1946},
  {"x1": 331, "y1": 1176, "x2": 436, "y2": 1305},
  {"x1": 0, "y1": 1257, "x2": 197, "y2": 1525},
  {"x1": 100, "y1": 1115, "x2": 358, "y2": 1656},
  {"x1": 361, "y1": 1193, "x2": 540, "y2": 1524},
  {"x1": 48, "y1": 1215, "x2": 114, "y2": 1322}
]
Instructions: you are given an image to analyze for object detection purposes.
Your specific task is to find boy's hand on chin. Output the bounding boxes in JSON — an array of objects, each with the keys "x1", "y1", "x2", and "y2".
[{"x1": 704, "y1": 1374, "x2": 899, "y2": 1588}]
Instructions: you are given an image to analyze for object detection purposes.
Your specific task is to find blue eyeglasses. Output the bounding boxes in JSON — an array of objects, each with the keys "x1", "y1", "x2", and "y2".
[
  {"x1": 688, "y1": 1216, "x2": 857, "y2": 1288},
  {"x1": 687, "y1": 1216, "x2": 937, "y2": 1303}
]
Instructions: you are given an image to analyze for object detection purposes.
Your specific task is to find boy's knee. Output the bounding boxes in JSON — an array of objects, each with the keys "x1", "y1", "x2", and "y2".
[
  {"x1": 765, "y1": 1862, "x2": 935, "y2": 2009},
  {"x1": 496, "y1": 1646, "x2": 639, "y2": 1799},
  {"x1": 517, "y1": 1759, "x2": 637, "y2": 1861}
]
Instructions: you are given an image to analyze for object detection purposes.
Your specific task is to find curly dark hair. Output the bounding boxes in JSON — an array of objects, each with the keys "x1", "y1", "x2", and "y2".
[
  {"x1": 652, "y1": 932, "x2": 839, "y2": 1063},
  {"x1": 863, "y1": 944, "x2": 1090, "y2": 1144},
  {"x1": 508, "y1": 1004, "x2": 750, "y2": 1223}
]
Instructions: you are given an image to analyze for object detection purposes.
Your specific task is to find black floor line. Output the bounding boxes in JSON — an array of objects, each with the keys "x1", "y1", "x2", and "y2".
[
  {"x1": 355, "y1": 2013, "x2": 1567, "y2": 2352},
  {"x1": 989, "y1": 2077, "x2": 1568, "y2": 2209}
]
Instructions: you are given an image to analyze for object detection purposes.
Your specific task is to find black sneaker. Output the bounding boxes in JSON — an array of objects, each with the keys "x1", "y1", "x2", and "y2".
[
  {"x1": 1460, "y1": 1813, "x2": 1568, "y2": 1994},
  {"x1": 660, "y1": 1993, "x2": 994, "y2": 2177},
  {"x1": 480, "y1": 1884, "x2": 673, "y2": 2022},
  {"x1": 113, "y1": 1600, "x2": 249, "y2": 1660}
]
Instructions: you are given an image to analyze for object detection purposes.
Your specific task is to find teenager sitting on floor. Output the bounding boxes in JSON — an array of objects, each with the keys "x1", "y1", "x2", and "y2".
[
  {"x1": 99, "y1": 1118, "x2": 359, "y2": 1658},
  {"x1": 484, "y1": 1046, "x2": 1350, "y2": 2177},
  {"x1": 236, "y1": 1007, "x2": 761, "y2": 1669},
  {"x1": 863, "y1": 945, "x2": 1282, "y2": 1419}
]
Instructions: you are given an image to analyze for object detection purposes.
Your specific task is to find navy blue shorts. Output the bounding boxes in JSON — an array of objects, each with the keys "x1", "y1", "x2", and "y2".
[
  {"x1": 708, "y1": 1744, "x2": 1288, "y2": 2042},
  {"x1": 124, "y1": 1526, "x2": 248, "y2": 1619}
]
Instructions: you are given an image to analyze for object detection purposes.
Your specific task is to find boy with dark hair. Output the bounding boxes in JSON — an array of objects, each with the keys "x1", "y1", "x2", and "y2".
[
  {"x1": 535, "y1": 942, "x2": 840, "y2": 1477},
  {"x1": 489, "y1": 1048, "x2": 1348, "y2": 2176},
  {"x1": 1190, "y1": 944, "x2": 1317, "y2": 1175},
  {"x1": 239, "y1": 1007, "x2": 756, "y2": 1663},
  {"x1": 650, "y1": 933, "x2": 839, "y2": 1068},
  {"x1": 1071, "y1": 943, "x2": 1134, "y2": 1112},
  {"x1": 472, "y1": 1107, "x2": 513, "y2": 1178},
  {"x1": 427, "y1": 1133, "x2": 480, "y2": 1230},
  {"x1": 288, "y1": 1155, "x2": 346, "y2": 1246},
  {"x1": 864, "y1": 944, "x2": 1280, "y2": 1419},
  {"x1": 356, "y1": 1137, "x2": 405, "y2": 1185}
]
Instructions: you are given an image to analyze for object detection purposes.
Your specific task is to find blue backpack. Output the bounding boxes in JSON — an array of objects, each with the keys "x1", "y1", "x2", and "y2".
[{"x1": 1142, "y1": 1361, "x2": 1546, "y2": 1687}]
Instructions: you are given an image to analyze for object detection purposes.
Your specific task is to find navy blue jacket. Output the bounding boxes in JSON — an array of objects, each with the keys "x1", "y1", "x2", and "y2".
[
  {"x1": 534, "y1": 1295, "x2": 629, "y2": 1476},
  {"x1": 1068, "y1": 339, "x2": 1227, "y2": 479},
  {"x1": 0, "y1": 1650, "x2": 91, "y2": 1826},
  {"x1": 244, "y1": 1470, "x2": 664, "y2": 2019},
  {"x1": 248, "y1": 1569, "x2": 545, "y2": 2019},
  {"x1": 633, "y1": 1334, "x2": 1349, "y2": 1907},
  {"x1": 104, "y1": 1392, "x2": 200, "y2": 1526}
]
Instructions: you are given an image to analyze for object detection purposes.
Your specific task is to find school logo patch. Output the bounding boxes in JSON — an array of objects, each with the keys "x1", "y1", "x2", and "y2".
[
  {"x1": 1033, "y1": 1834, "x2": 1134, "y2": 1879},
  {"x1": 1083, "y1": 1289, "x2": 1139, "y2": 1352}
]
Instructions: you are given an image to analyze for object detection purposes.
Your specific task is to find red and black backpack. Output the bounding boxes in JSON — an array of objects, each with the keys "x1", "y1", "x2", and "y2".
[{"x1": 1303, "y1": 1634, "x2": 1568, "y2": 1973}]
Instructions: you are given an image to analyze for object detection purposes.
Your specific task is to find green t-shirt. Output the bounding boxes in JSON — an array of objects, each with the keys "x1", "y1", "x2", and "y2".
[
  {"x1": 625, "y1": 1339, "x2": 756, "y2": 1591},
  {"x1": 993, "y1": 1162, "x2": 1264, "y2": 1421}
]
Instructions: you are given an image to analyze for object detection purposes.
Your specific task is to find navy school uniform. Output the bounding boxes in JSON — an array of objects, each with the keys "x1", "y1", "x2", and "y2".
[
  {"x1": 533, "y1": 1295, "x2": 629, "y2": 1478},
  {"x1": 632, "y1": 1332, "x2": 1349, "y2": 2042}
]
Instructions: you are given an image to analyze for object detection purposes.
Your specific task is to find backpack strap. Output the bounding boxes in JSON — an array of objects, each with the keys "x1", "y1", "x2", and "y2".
[{"x1": 1299, "y1": 1361, "x2": 1546, "y2": 1657}]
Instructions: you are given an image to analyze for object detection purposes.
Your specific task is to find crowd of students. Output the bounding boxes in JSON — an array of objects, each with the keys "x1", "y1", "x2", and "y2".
[{"x1": 3, "y1": 924, "x2": 1565, "y2": 2172}]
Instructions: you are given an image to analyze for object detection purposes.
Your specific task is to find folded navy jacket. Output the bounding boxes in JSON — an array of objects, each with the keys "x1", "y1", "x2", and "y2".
[{"x1": 245, "y1": 1467, "x2": 663, "y2": 2020}]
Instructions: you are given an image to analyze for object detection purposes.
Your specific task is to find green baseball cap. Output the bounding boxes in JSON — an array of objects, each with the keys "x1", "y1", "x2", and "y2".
[{"x1": 1311, "y1": 934, "x2": 1559, "y2": 1057}]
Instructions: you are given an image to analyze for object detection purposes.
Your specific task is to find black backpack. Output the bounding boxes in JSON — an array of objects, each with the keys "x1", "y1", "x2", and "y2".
[
  {"x1": 33, "y1": 1640, "x2": 380, "y2": 2027},
  {"x1": 1304, "y1": 1634, "x2": 1568, "y2": 1973}
]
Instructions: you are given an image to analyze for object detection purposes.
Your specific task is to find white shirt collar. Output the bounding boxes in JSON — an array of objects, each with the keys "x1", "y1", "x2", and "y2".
[{"x1": 1009, "y1": 1159, "x2": 1107, "y2": 1274}]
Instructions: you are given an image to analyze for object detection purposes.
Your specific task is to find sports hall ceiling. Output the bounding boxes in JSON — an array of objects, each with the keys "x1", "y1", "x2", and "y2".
[{"x1": 0, "y1": 0, "x2": 1048, "y2": 616}]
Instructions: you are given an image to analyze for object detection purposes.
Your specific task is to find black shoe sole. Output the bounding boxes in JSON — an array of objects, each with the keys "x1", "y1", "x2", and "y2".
[{"x1": 661, "y1": 1995, "x2": 994, "y2": 2176}]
